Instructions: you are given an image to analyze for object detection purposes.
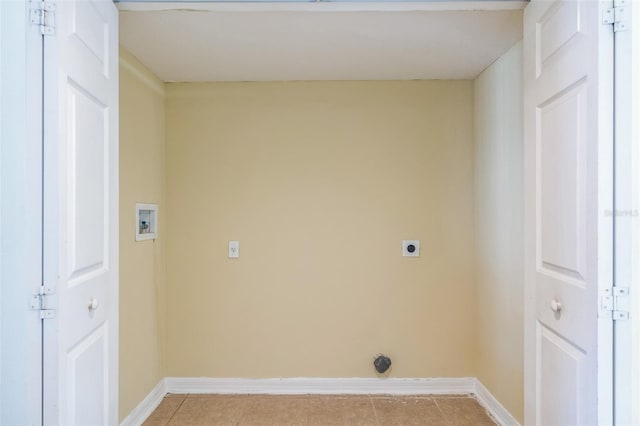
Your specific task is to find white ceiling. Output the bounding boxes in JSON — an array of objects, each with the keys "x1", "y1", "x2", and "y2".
[{"x1": 118, "y1": 2, "x2": 524, "y2": 82}]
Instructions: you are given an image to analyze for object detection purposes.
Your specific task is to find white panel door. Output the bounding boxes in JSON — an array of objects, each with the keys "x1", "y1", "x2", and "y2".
[
  {"x1": 524, "y1": 0, "x2": 614, "y2": 425},
  {"x1": 43, "y1": 0, "x2": 119, "y2": 424}
]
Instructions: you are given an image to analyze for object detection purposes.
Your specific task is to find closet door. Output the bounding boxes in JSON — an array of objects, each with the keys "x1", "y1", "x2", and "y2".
[
  {"x1": 43, "y1": 0, "x2": 119, "y2": 424},
  {"x1": 523, "y1": 0, "x2": 614, "y2": 425}
]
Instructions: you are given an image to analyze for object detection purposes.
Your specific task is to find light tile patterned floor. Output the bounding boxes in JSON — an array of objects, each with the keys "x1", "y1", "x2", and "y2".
[{"x1": 143, "y1": 394, "x2": 498, "y2": 425}]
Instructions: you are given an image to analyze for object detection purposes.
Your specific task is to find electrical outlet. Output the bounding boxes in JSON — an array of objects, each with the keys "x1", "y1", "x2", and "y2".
[
  {"x1": 228, "y1": 240, "x2": 239, "y2": 258},
  {"x1": 402, "y1": 240, "x2": 420, "y2": 257}
]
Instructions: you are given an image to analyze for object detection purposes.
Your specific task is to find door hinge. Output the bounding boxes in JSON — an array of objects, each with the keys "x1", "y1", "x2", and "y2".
[
  {"x1": 603, "y1": 0, "x2": 630, "y2": 32},
  {"x1": 600, "y1": 286, "x2": 630, "y2": 320},
  {"x1": 29, "y1": 1, "x2": 55, "y2": 36},
  {"x1": 29, "y1": 286, "x2": 56, "y2": 319}
]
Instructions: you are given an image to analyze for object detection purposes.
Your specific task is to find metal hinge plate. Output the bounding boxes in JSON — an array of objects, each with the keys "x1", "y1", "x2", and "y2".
[
  {"x1": 603, "y1": 0, "x2": 630, "y2": 32},
  {"x1": 600, "y1": 286, "x2": 630, "y2": 320},
  {"x1": 29, "y1": 1, "x2": 56, "y2": 36},
  {"x1": 29, "y1": 286, "x2": 56, "y2": 319}
]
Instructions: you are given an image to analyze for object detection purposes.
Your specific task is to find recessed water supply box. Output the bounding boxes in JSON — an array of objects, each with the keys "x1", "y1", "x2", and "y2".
[{"x1": 136, "y1": 203, "x2": 158, "y2": 241}]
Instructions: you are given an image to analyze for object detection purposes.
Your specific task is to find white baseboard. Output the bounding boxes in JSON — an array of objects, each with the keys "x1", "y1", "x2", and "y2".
[
  {"x1": 164, "y1": 376, "x2": 476, "y2": 395},
  {"x1": 473, "y1": 379, "x2": 521, "y2": 426},
  {"x1": 120, "y1": 379, "x2": 167, "y2": 426},
  {"x1": 124, "y1": 377, "x2": 519, "y2": 426}
]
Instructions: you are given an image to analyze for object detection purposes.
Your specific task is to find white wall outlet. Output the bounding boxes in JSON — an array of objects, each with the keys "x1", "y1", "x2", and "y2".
[
  {"x1": 402, "y1": 240, "x2": 420, "y2": 257},
  {"x1": 228, "y1": 240, "x2": 239, "y2": 258}
]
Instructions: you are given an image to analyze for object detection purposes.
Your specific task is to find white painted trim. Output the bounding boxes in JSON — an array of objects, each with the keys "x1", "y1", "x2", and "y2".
[
  {"x1": 120, "y1": 379, "x2": 168, "y2": 426},
  {"x1": 474, "y1": 379, "x2": 521, "y2": 426},
  {"x1": 613, "y1": 1, "x2": 637, "y2": 425},
  {"x1": 126, "y1": 377, "x2": 519, "y2": 425},
  {"x1": 0, "y1": 2, "x2": 45, "y2": 424},
  {"x1": 116, "y1": 1, "x2": 527, "y2": 13},
  {"x1": 164, "y1": 377, "x2": 476, "y2": 395},
  {"x1": 631, "y1": 5, "x2": 640, "y2": 425},
  {"x1": 119, "y1": 54, "x2": 165, "y2": 96}
]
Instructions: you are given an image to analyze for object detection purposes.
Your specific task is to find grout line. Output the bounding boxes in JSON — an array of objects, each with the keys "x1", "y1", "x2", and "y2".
[
  {"x1": 369, "y1": 395, "x2": 380, "y2": 426},
  {"x1": 431, "y1": 397, "x2": 455, "y2": 426},
  {"x1": 164, "y1": 393, "x2": 187, "y2": 426},
  {"x1": 234, "y1": 396, "x2": 249, "y2": 426},
  {"x1": 432, "y1": 396, "x2": 441, "y2": 411}
]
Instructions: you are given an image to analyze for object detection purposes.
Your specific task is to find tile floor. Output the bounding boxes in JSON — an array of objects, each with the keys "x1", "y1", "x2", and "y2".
[{"x1": 142, "y1": 394, "x2": 498, "y2": 426}]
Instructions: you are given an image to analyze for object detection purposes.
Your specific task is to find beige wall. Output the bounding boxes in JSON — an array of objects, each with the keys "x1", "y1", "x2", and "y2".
[
  {"x1": 119, "y1": 49, "x2": 166, "y2": 421},
  {"x1": 473, "y1": 41, "x2": 524, "y2": 422},
  {"x1": 164, "y1": 81, "x2": 476, "y2": 378}
]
